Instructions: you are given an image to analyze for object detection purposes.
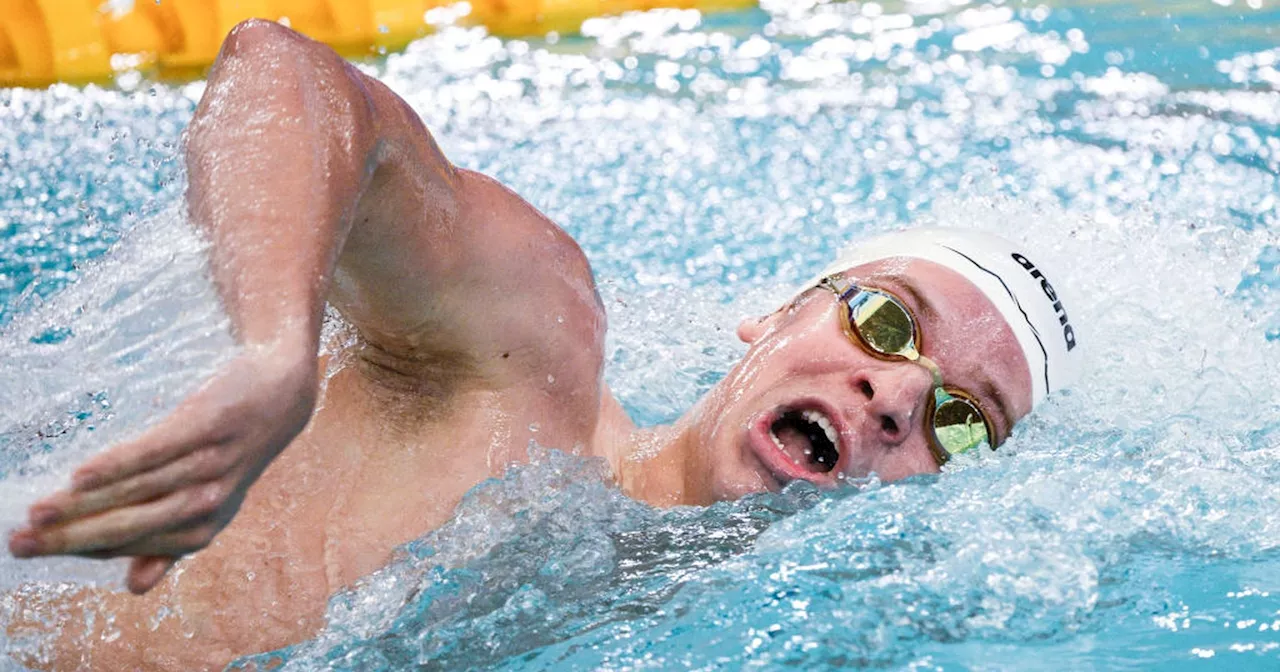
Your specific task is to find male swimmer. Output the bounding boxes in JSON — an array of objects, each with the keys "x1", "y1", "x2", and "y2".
[{"x1": 5, "y1": 20, "x2": 1081, "y2": 670}]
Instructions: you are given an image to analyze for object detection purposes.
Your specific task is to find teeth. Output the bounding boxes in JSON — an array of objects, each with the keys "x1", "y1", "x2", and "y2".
[
  {"x1": 768, "y1": 408, "x2": 842, "y2": 470},
  {"x1": 769, "y1": 429, "x2": 800, "y2": 465},
  {"x1": 801, "y1": 409, "x2": 840, "y2": 450}
]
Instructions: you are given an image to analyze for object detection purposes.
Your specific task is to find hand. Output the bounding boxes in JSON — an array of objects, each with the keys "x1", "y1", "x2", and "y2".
[{"x1": 8, "y1": 343, "x2": 317, "y2": 594}]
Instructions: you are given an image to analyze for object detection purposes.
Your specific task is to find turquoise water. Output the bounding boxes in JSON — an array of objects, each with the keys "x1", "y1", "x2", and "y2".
[{"x1": 2, "y1": 0, "x2": 1279, "y2": 669}]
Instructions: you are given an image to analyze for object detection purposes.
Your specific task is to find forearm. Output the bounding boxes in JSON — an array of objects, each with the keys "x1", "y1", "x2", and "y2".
[
  {"x1": 184, "y1": 20, "x2": 378, "y2": 357},
  {"x1": 11, "y1": 23, "x2": 491, "y2": 590}
]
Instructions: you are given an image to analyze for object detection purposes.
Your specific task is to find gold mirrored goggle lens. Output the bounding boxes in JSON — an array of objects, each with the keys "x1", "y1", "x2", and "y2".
[
  {"x1": 847, "y1": 292, "x2": 916, "y2": 357},
  {"x1": 931, "y1": 390, "x2": 990, "y2": 457}
]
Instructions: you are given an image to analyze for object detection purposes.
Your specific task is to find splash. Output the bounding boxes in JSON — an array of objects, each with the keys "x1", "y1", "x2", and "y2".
[
  {"x1": 2, "y1": 0, "x2": 1278, "y2": 669},
  {"x1": 0, "y1": 209, "x2": 235, "y2": 591}
]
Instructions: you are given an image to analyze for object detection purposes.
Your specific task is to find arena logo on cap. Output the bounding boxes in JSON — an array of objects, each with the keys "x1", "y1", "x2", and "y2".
[{"x1": 1011, "y1": 253, "x2": 1077, "y2": 352}]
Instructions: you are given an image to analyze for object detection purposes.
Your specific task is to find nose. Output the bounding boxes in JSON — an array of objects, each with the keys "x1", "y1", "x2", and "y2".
[{"x1": 851, "y1": 362, "x2": 936, "y2": 446}]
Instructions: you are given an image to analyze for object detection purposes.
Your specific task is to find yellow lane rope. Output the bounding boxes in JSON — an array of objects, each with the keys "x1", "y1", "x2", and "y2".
[{"x1": 0, "y1": 0, "x2": 754, "y2": 87}]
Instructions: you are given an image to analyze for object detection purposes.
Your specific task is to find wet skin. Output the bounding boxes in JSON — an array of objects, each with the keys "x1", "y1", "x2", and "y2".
[{"x1": 6, "y1": 20, "x2": 1031, "y2": 671}]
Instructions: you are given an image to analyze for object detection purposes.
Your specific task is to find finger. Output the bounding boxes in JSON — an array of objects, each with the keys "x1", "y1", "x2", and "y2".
[
  {"x1": 8, "y1": 528, "x2": 39, "y2": 558},
  {"x1": 72, "y1": 406, "x2": 229, "y2": 491},
  {"x1": 79, "y1": 525, "x2": 217, "y2": 558},
  {"x1": 127, "y1": 556, "x2": 178, "y2": 594},
  {"x1": 30, "y1": 447, "x2": 231, "y2": 529},
  {"x1": 70, "y1": 550, "x2": 119, "y2": 560},
  {"x1": 14, "y1": 481, "x2": 225, "y2": 557}
]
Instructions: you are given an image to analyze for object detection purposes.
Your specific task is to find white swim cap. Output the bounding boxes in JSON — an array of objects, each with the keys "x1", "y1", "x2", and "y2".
[{"x1": 799, "y1": 228, "x2": 1082, "y2": 407}]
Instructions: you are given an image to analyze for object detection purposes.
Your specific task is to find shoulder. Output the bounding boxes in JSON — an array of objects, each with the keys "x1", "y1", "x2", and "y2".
[
  {"x1": 452, "y1": 169, "x2": 607, "y2": 377},
  {"x1": 453, "y1": 169, "x2": 603, "y2": 323},
  {"x1": 348, "y1": 167, "x2": 606, "y2": 404}
]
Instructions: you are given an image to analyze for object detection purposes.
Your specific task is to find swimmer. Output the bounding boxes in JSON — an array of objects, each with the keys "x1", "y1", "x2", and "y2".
[{"x1": 5, "y1": 20, "x2": 1081, "y2": 670}]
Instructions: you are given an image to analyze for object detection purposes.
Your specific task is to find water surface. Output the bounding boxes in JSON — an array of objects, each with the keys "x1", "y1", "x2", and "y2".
[{"x1": 1, "y1": 0, "x2": 1278, "y2": 669}]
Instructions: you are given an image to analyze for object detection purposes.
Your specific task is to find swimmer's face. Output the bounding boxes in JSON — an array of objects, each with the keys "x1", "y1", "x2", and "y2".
[{"x1": 685, "y1": 258, "x2": 1034, "y2": 502}]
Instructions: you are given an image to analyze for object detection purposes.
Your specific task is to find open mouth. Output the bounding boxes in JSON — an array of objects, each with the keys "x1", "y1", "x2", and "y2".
[{"x1": 767, "y1": 408, "x2": 842, "y2": 474}]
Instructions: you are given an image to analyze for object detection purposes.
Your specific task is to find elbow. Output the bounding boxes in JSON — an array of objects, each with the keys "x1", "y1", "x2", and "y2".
[
  {"x1": 218, "y1": 18, "x2": 307, "y2": 62},
  {"x1": 200, "y1": 19, "x2": 315, "y2": 103},
  {"x1": 207, "y1": 19, "x2": 334, "y2": 93},
  {"x1": 189, "y1": 19, "x2": 378, "y2": 156}
]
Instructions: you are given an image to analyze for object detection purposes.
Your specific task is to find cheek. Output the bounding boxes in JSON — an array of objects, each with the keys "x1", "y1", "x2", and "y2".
[
  {"x1": 699, "y1": 433, "x2": 774, "y2": 501},
  {"x1": 727, "y1": 334, "x2": 794, "y2": 387},
  {"x1": 873, "y1": 443, "x2": 941, "y2": 482},
  {"x1": 723, "y1": 332, "x2": 823, "y2": 396}
]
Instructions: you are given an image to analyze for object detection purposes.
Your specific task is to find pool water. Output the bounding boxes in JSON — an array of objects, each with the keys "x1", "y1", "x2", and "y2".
[{"x1": 2, "y1": 0, "x2": 1279, "y2": 669}]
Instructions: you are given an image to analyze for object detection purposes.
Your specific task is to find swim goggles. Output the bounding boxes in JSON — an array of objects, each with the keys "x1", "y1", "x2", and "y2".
[{"x1": 816, "y1": 276, "x2": 995, "y2": 464}]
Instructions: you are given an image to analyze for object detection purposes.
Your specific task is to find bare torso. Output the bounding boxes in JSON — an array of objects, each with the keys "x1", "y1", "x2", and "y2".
[
  {"x1": 20, "y1": 160, "x2": 632, "y2": 665},
  {"x1": 4, "y1": 21, "x2": 646, "y2": 671},
  {"x1": 37, "y1": 300, "x2": 613, "y2": 670}
]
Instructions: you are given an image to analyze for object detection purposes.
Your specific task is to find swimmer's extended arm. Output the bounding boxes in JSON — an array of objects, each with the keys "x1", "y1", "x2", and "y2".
[{"x1": 10, "y1": 20, "x2": 597, "y2": 593}]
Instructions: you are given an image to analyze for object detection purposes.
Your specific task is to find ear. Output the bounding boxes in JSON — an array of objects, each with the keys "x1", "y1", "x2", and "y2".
[
  {"x1": 737, "y1": 310, "x2": 782, "y2": 344},
  {"x1": 738, "y1": 285, "x2": 825, "y2": 343}
]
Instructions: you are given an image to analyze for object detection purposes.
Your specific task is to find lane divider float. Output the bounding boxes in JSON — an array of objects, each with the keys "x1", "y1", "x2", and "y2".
[{"x1": 0, "y1": 0, "x2": 753, "y2": 87}]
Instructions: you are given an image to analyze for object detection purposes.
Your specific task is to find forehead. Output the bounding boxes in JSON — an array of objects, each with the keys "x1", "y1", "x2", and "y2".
[{"x1": 842, "y1": 257, "x2": 1034, "y2": 422}]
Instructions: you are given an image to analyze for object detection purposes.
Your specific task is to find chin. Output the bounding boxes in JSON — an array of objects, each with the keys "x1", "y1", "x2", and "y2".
[
  {"x1": 698, "y1": 435, "x2": 782, "y2": 503},
  {"x1": 709, "y1": 475, "x2": 777, "y2": 502}
]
